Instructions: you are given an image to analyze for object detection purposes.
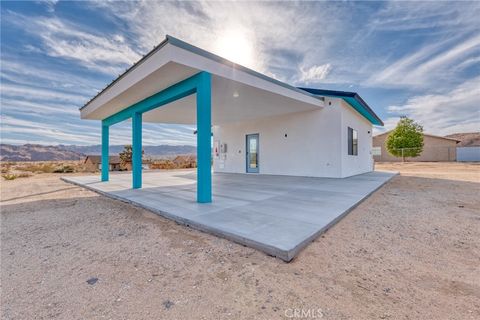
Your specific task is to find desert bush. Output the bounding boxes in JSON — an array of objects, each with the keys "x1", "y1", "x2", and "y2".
[
  {"x1": 53, "y1": 165, "x2": 75, "y2": 173},
  {"x1": 150, "y1": 160, "x2": 176, "y2": 170},
  {"x1": 16, "y1": 163, "x2": 56, "y2": 173},
  {"x1": 63, "y1": 165, "x2": 75, "y2": 173},
  {"x1": 2, "y1": 173, "x2": 17, "y2": 180}
]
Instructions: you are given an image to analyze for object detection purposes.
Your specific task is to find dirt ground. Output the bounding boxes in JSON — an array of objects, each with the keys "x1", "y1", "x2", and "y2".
[{"x1": 1, "y1": 162, "x2": 479, "y2": 319}]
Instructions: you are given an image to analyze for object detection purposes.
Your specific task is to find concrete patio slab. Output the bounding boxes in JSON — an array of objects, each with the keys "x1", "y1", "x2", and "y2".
[{"x1": 62, "y1": 170, "x2": 397, "y2": 261}]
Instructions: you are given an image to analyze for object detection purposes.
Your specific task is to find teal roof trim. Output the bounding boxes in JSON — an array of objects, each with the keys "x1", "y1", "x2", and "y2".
[
  {"x1": 343, "y1": 96, "x2": 383, "y2": 126},
  {"x1": 298, "y1": 88, "x2": 384, "y2": 126}
]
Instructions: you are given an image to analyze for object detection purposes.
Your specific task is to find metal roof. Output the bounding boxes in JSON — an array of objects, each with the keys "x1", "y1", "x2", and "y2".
[
  {"x1": 81, "y1": 35, "x2": 323, "y2": 111},
  {"x1": 79, "y1": 35, "x2": 382, "y2": 127},
  {"x1": 298, "y1": 88, "x2": 384, "y2": 126}
]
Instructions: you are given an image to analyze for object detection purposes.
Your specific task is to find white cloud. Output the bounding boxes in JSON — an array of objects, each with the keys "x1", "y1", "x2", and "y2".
[
  {"x1": 1, "y1": 115, "x2": 99, "y2": 144},
  {"x1": 369, "y1": 34, "x2": 480, "y2": 89},
  {"x1": 368, "y1": 1, "x2": 480, "y2": 32},
  {"x1": 382, "y1": 77, "x2": 480, "y2": 135},
  {"x1": 1, "y1": 83, "x2": 87, "y2": 104},
  {"x1": 298, "y1": 64, "x2": 332, "y2": 84},
  {"x1": 373, "y1": 117, "x2": 401, "y2": 135},
  {"x1": 2, "y1": 2, "x2": 479, "y2": 145},
  {"x1": 4, "y1": 11, "x2": 141, "y2": 75},
  {"x1": 1, "y1": 99, "x2": 79, "y2": 116},
  {"x1": 37, "y1": 19, "x2": 141, "y2": 74},
  {"x1": 89, "y1": 1, "x2": 345, "y2": 76},
  {"x1": 1, "y1": 58, "x2": 102, "y2": 96},
  {"x1": 38, "y1": 0, "x2": 59, "y2": 13}
]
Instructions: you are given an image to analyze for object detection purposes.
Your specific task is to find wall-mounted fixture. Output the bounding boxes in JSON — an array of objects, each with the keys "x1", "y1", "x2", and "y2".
[
  {"x1": 220, "y1": 143, "x2": 227, "y2": 153},
  {"x1": 233, "y1": 91, "x2": 239, "y2": 98}
]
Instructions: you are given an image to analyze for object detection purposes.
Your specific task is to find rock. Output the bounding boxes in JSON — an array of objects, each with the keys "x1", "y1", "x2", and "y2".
[
  {"x1": 86, "y1": 277, "x2": 98, "y2": 285},
  {"x1": 163, "y1": 300, "x2": 174, "y2": 309}
]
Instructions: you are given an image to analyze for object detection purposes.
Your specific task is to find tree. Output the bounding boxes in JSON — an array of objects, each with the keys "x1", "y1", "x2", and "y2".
[
  {"x1": 119, "y1": 145, "x2": 144, "y2": 168},
  {"x1": 385, "y1": 117, "x2": 424, "y2": 162}
]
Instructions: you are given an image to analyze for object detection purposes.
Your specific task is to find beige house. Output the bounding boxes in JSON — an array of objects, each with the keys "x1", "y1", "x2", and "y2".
[
  {"x1": 84, "y1": 155, "x2": 122, "y2": 172},
  {"x1": 373, "y1": 132, "x2": 459, "y2": 162}
]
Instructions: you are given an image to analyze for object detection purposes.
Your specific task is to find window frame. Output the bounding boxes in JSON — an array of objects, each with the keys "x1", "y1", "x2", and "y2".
[{"x1": 348, "y1": 127, "x2": 358, "y2": 156}]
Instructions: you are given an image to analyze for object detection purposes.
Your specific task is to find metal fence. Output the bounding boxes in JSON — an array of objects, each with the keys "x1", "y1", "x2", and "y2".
[
  {"x1": 457, "y1": 147, "x2": 480, "y2": 162},
  {"x1": 373, "y1": 146, "x2": 457, "y2": 162}
]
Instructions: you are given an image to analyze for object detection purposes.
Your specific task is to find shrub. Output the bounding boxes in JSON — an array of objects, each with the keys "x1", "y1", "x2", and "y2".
[
  {"x1": 17, "y1": 163, "x2": 56, "y2": 173},
  {"x1": 53, "y1": 165, "x2": 75, "y2": 173},
  {"x1": 2, "y1": 173, "x2": 17, "y2": 180}
]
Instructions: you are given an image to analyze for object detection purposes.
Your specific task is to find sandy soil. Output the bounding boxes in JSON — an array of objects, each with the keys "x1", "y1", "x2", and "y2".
[{"x1": 1, "y1": 163, "x2": 479, "y2": 319}]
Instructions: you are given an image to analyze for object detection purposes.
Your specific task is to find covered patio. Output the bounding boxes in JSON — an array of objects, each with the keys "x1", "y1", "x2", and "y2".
[
  {"x1": 82, "y1": 35, "x2": 324, "y2": 204},
  {"x1": 63, "y1": 170, "x2": 396, "y2": 261},
  {"x1": 75, "y1": 35, "x2": 395, "y2": 261}
]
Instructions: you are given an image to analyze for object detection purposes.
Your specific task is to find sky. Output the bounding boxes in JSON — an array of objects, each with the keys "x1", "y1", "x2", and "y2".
[{"x1": 1, "y1": 1, "x2": 479, "y2": 146}]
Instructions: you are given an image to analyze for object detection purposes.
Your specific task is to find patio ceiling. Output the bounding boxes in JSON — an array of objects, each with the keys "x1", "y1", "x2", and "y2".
[{"x1": 80, "y1": 36, "x2": 324, "y2": 125}]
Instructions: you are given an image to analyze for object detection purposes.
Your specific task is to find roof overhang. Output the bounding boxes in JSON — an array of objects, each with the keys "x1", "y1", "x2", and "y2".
[
  {"x1": 81, "y1": 35, "x2": 324, "y2": 125},
  {"x1": 299, "y1": 88, "x2": 384, "y2": 126},
  {"x1": 374, "y1": 130, "x2": 461, "y2": 142}
]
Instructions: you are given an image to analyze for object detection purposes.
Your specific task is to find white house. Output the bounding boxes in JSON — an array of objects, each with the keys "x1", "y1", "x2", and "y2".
[
  {"x1": 212, "y1": 89, "x2": 381, "y2": 178},
  {"x1": 79, "y1": 35, "x2": 383, "y2": 203}
]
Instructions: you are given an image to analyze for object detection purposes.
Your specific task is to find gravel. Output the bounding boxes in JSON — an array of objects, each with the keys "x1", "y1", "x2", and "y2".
[{"x1": 1, "y1": 163, "x2": 479, "y2": 319}]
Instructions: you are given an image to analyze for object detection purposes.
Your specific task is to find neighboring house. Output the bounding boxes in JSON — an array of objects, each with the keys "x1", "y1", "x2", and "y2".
[
  {"x1": 84, "y1": 155, "x2": 122, "y2": 172},
  {"x1": 113, "y1": 159, "x2": 151, "y2": 171},
  {"x1": 373, "y1": 132, "x2": 460, "y2": 162},
  {"x1": 78, "y1": 35, "x2": 383, "y2": 203}
]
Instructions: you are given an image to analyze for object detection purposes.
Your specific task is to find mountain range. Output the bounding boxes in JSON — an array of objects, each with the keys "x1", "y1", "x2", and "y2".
[{"x1": 0, "y1": 144, "x2": 196, "y2": 162}]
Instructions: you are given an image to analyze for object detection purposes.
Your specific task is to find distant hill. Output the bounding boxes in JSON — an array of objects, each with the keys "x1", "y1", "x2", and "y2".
[
  {"x1": 59, "y1": 144, "x2": 196, "y2": 157},
  {"x1": 0, "y1": 144, "x2": 196, "y2": 162},
  {"x1": 0, "y1": 144, "x2": 84, "y2": 162},
  {"x1": 445, "y1": 132, "x2": 480, "y2": 147}
]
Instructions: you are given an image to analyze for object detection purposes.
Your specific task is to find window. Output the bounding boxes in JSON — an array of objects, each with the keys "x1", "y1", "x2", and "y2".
[{"x1": 348, "y1": 127, "x2": 358, "y2": 156}]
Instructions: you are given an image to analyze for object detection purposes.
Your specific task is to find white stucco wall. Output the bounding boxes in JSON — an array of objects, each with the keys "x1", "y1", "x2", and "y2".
[
  {"x1": 339, "y1": 100, "x2": 374, "y2": 177},
  {"x1": 212, "y1": 97, "x2": 374, "y2": 178},
  {"x1": 213, "y1": 99, "x2": 372, "y2": 178}
]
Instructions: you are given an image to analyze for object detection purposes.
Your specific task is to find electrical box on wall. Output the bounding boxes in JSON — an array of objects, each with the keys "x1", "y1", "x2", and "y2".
[
  {"x1": 214, "y1": 140, "x2": 220, "y2": 158},
  {"x1": 220, "y1": 143, "x2": 227, "y2": 153}
]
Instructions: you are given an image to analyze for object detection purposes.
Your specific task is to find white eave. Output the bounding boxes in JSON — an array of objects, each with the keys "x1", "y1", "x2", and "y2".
[{"x1": 80, "y1": 35, "x2": 324, "y2": 125}]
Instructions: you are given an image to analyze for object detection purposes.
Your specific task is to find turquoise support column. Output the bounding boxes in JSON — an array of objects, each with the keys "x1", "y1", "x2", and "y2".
[
  {"x1": 132, "y1": 112, "x2": 142, "y2": 189},
  {"x1": 196, "y1": 72, "x2": 212, "y2": 203},
  {"x1": 101, "y1": 123, "x2": 109, "y2": 182}
]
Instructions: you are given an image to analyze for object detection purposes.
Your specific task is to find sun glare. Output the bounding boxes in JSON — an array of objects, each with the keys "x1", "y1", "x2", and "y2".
[{"x1": 213, "y1": 29, "x2": 255, "y2": 69}]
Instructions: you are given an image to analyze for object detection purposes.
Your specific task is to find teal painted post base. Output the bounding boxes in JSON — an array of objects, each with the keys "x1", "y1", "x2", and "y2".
[
  {"x1": 101, "y1": 123, "x2": 109, "y2": 182},
  {"x1": 196, "y1": 72, "x2": 212, "y2": 203},
  {"x1": 132, "y1": 112, "x2": 142, "y2": 189}
]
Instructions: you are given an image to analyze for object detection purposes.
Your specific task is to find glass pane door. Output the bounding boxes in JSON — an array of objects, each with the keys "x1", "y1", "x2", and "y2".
[{"x1": 246, "y1": 134, "x2": 259, "y2": 173}]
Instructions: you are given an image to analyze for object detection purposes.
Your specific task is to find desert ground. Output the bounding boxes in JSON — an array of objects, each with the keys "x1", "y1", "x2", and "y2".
[{"x1": 1, "y1": 162, "x2": 479, "y2": 319}]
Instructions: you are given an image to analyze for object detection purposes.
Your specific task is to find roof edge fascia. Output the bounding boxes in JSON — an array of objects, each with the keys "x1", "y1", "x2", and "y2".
[{"x1": 80, "y1": 35, "x2": 324, "y2": 111}]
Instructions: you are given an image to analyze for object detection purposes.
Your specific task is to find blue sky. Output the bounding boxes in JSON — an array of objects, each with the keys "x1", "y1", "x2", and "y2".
[{"x1": 1, "y1": 1, "x2": 479, "y2": 146}]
